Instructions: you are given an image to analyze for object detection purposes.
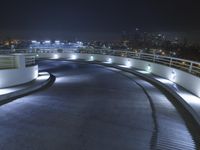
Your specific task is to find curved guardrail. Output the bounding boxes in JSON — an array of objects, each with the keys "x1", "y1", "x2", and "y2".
[
  {"x1": 75, "y1": 49, "x2": 200, "y2": 77},
  {"x1": 0, "y1": 55, "x2": 17, "y2": 69},
  {"x1": 0, "y1": 54, "x2": 36, "y2": 69},
  {"x1": 1, "y1": 48, "x2": 200, "y2": 77},
  {"x1": 25, "y1": 55, "x2": 36, "y2": 67}
]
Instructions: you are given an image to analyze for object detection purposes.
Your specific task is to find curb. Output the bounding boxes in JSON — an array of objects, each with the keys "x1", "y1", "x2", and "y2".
[
  {"x1": 108, "y1": 64, "x2": 200, "y2": 128},
  {"x1": 0, "y1": 72, "x2": 55, "y2": 105}
]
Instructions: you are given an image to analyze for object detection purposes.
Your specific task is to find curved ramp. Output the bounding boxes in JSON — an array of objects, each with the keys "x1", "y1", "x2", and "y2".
[{"x1": 0, "y1": 60, "x2": 198, "y2": 150}]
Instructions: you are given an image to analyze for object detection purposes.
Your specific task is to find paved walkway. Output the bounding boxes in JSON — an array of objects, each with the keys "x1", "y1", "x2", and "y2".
[
  {"x1": 110, "y1": 63, "x2": 200, "y2": 127},
  {"x1": 0, "y1": 60, "x2": 198, "y2": 150}
]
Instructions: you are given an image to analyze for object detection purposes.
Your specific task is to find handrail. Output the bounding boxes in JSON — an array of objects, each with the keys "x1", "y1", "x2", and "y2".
[
  {"x1": 0, "y1": 48, "x2": 200, "y2": 77},
  {"x1": 0, "y1": 55, "x2": 16, "y2": 69},
  {"x1": 25, "y1": 55, "x2": 36, "y2": 67},
  {"x1": 75, "y1": 48, "x2": 200, "y2": 76},
  {"x1": 0, "y1": 54, "x2": 36, "y2": 69}
]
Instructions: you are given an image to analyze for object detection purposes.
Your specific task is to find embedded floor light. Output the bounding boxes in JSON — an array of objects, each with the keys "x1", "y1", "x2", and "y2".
[
  {"x1": 125, "y1": 59, "x2": 132, "y2": 68},
  {"x1": 146, "y1": 64, "x2": 152, "y2": 73},
  {"x1": 53, "y1": 54, "x2": 59, "y2": 59},
  {"x1": 170, "y1": 70, "x2": 176, "y2": 82},
  {"x1": 108, "y1": 58, "x2": 112, "y2": 63},
  {"x1": 71, "y1": 54, "x2": 77, "y2": 60},
  {"x1": 90, "y1": 56, "x2": 94, "y2": 61}
]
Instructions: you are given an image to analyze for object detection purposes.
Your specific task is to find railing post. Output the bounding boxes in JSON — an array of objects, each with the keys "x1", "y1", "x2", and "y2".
[
  {"x1": 169, "y1": 58, "x2": 172, "y2": 67},
  {"x1": 126, "y1": 51, "x2": 128, "y2": 58},
  {"x1": 153, "y1": 54, "x2": 156, "y2": 62},
  {"x1": 138, "y1": 52, "x2": 141, "y2": 59},
  {"x1": 189, "y1": 62, "x2": 193, "y2": 73},
  {"x1": 153, "y1": 50, "x2": 156, "y2": 62}
]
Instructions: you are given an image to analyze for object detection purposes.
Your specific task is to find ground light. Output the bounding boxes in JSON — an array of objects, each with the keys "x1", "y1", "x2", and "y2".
[
  {"x1": 103, "y1": 57, "x2": 113, "y2": 64},
  {"x1": 37, "y1": 72, "x2": 49, "y2": 81},
  {"x1": 53, "y1": 54, "x2": 59, "y2": 59},
  {"x1": 146, "y1": 64, "x2": 152, "y2": 73},
  {"x1": 108, "y1": 58, "x2": 112, "y2": 63},
  {"x1": 71, "y1": 54, "x2": 77, "y2": 60},
  {"x1": 118, "y1": 59, "x2": 132, "y2": 68},
  {"x1": 125, "y1": 59, "x2": 132, "y2": 68},
  {"x1": 89, "y1": 56, "x2": 94, "y2": 61},
  {"x1": 170, "y1": 70, "x2": 176, "y2": 82}
]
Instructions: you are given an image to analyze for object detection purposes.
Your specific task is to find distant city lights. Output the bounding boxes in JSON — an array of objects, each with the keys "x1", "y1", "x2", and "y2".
[
  {"x1": 44, "y1": 40, "x2": 51, "y2": 44},
  {"x1": 31, "y1": 40, "x2": 37, "y2": 43},
  {"x1": 55, "y1": 41, "x2": 60, "y2": 44}
]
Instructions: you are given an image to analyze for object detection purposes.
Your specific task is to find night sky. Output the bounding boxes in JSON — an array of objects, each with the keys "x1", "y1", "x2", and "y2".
[{"x1": 0, "y1": 0, "x2": 200, "y2": 40}]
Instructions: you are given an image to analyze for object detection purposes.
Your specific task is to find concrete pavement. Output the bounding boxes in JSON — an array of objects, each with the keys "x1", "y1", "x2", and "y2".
[{"x1": 0, "y1": 60, "x2": 198, "y2": 150}]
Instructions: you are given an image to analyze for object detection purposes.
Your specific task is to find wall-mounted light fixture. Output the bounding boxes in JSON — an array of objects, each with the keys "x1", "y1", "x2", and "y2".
[
  {"x1": 53, "y1": 54, "x2": 59, "y2": 59},
  {"x1": 170, "y1": 70, "x2": 176, "y2": 82},
  {"x1": 71, "y1": 54, "x2": 77, "y2": 60},
  {"x1": 125, "y1": 59, "x2": 132, "y2": 68},
  {"x1": 90, "y1": 56, "x2": 94, "y2": 61},
  {"x1": 146, "y1": 64, "x2": 152, "y2": 73},
  {"x1": 108, "y1": 58, "x2": 112, "y2": 63}
]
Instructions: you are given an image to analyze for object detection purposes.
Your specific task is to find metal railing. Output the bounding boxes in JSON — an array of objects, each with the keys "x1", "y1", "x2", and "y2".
[
  {"x1": 25, "y1": 55, "x2": 36, "y2": 67},
  {"x1": 0, "y1": 48, "x2": 200, "y2": 77},
  {"x1": 76, "y1": 49, "x2": 200, "y2": 77},
  {"x1": 0, "y1": 55, "x2": 16, "y2": 69}
]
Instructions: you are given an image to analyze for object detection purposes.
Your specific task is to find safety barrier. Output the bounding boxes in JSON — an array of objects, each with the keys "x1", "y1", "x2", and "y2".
[
  {"x1": 0, "y1": 54, "x2": 38, "y2": 88},
  {"x1": 25, "y1": 55, "x2": 36, "y2": 67},
  {"x1": 0, "y1": 55, "x2": 16, "y2": 69},
  {"x1": 5, "y1": 48, "x2": 198, "y2": 77}
]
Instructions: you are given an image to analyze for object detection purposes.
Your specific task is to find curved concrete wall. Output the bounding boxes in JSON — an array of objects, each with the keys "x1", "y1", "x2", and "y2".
[
  {"x1": 35, "y1": 52, "x2": 200, "y2": 97},
  {"x1": 0, "y1": 65, "x2": 38, "y2": 88}
]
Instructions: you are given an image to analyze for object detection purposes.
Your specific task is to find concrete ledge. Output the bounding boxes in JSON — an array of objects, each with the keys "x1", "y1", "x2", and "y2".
[
  {"x1": 31, "y1": 52, "x2": 200, "y2": 97},
  {"x1": 0, "y1": 65, "x2": 38, "y2": 88},
  {"x1": 0, "y1": 72, "x2": 55, "y2": 105}
]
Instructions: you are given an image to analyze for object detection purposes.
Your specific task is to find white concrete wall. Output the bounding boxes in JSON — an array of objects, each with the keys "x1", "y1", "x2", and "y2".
[
  {"x1": 34, "y1": 52, "x2": 200, "y2": 97},
  {"x1": 0, "y1": 65, "x2": 38, "y2": 88},
  {"x1": 0, "y1": 54, "x2": 38, "y2": 88}
]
